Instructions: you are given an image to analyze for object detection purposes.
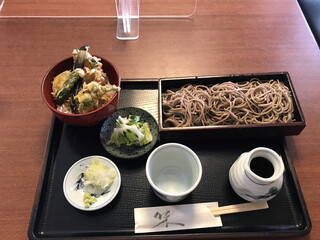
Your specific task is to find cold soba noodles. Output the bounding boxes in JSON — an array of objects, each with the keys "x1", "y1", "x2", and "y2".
[{"x1": 162, "y1": 79, "x2": 294, "y2": 127}]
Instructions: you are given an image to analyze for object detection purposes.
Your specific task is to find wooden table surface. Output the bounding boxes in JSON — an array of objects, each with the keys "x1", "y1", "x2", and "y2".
[{"x1": 1, "y1": 0, "x2": 319, "y2": 239}]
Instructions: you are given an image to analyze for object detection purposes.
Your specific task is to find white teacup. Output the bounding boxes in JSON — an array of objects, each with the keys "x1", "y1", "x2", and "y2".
[{"x1": 146, "y1": 143, "x2": 202, "y2": 202}]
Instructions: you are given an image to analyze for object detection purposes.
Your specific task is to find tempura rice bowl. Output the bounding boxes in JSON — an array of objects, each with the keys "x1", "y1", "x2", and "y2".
[{"x1": 42, "y1": 57, "x2": 120, "y2": 126}]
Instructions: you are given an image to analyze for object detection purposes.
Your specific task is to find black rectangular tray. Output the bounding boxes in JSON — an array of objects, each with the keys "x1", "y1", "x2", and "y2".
[{"x1": 28, "y1": 79, "x2": 311, "y2": 239}]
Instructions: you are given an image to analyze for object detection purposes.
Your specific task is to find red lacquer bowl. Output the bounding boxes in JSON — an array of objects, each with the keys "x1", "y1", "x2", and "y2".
[{"x1": 41, "y1": 57, "x2": 120, "y2": 126}]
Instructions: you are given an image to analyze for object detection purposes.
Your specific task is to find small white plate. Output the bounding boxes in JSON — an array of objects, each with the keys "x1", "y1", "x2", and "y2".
[{"x1": 63, "y1": 155, "x2": 121, "y2": 211}]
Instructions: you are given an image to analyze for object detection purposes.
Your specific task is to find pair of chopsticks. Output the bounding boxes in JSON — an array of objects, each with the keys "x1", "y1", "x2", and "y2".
[{"x1": 209, "y1": 202, "x2": 269, "y2": 216}]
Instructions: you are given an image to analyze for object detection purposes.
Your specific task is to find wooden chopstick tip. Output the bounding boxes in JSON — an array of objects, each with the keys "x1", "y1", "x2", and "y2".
[{"x1": 209, "y1": 201, "x2": 269, "y2": 216}]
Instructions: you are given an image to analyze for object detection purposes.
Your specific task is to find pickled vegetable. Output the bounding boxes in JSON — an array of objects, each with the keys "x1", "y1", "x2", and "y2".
[{"x1": 107, "y1": 115, "x2": 153, "y2": 147}]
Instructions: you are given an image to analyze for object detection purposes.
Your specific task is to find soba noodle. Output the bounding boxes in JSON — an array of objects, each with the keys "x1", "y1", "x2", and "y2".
[{"x1": 162, "y1": 79, "x2": 294, "y2": 127}]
